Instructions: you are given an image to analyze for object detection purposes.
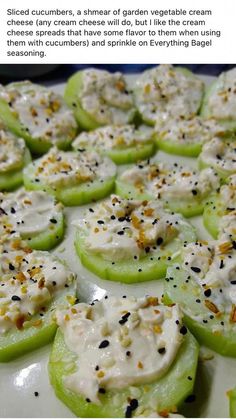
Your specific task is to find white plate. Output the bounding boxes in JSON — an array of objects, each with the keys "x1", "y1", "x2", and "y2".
[{"x1": 0, "y1": 74, "x2": 234, "y2": 418}]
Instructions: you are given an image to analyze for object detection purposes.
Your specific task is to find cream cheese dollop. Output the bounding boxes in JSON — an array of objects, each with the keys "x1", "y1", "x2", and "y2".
[
  {"x1": 0, "y1": 81, "x2": 77, "y2": 144},
  {"x1": 30, "y1": 148, "x2": 116, "y2": 188},
  {"x1": 155, "y1": 116, "x2": 224, "y2": 145},
  {"x1": 0, "y1": 239, "x2": 75, "y2": 334},
  {"x1": 80, "y1": 69, "x2": 134, "y2": 125},
  {"x1": 120, "y1": 162, "x2": 219, "y2": 201},
  {"x1": 135, "y1": 65, "x2": 204, "y2": 124},
  {"x1": 56, "y1": 296, "x2": 184, "y2": 404},
  {"x1": 73, "y1": 124, "x2": 153, "y2": 152},
  {"x1": 0, "y1": 190, "x2": 63, "y2": 236},
  {"x1": 182, "y1": 240, "x2": 236, "y2": 316},
  {"x1": 74, "y1": 195, "x2": 191, "y2": 261},
  {"x1": 206, "y1": 68, "x2": 236, "y2": 120},
  {"x1": 200, "y1": 137, "x2": 236, "y2": 173},
  {"x1": 0, "y1": 126, "x2": 26, "y2": 173}
]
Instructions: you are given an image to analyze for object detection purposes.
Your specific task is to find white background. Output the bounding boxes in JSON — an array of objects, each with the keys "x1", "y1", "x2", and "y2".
[{"x1": 0, "y1": 0, "x2": 235, "y2": 64}]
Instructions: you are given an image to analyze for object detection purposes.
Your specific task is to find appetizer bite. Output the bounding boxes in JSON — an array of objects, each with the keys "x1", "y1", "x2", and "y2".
[
  {"x1": 0, "y1": 81, "x2": 77, "y2": 154},
  {"x1": 64, "y1": 69, "x2": 135, "y2": 130},
  {"x1": 73, "y1": 125, "x2": 155, "y2": 165},
  {"x1": 0, "y1": 189, "x2": 64, "y2": 250},
  {"x1": 154, "y1": 116, "x2": 225, "y2": 157},
  {"x1": 199, "y1": 137, "x2": 236, "y2": 178},
  {"x1": 74, "y1": 195, "x2": 196, "y2": 283},
  {"x1": 164, "y1": 239, "x2": 236, "y2": 357},
  {"x1": 49, "y1": 296, "x2": 199, "y2": 418},
  {"x1": 203, "y1": 174, "x2": 236, "y2": 240},
  {"x1": 134, "y1": 65, "x2": 204, "y2": 126},
  {"x1": 23, "y1": 148, "x2": 116, "y2": 206},
  {"x1": 201, "y1": 67, "x2": 236, "y2": 131},
  {"x1": 116, "y1": 161, "x2": 220, "y2": 218},
  {"x1": 0, "y1": 234, "x2": 75, "y2": 361},
  {"x1": 0, "y1": 122, "x2": 31, "y2": 191}
]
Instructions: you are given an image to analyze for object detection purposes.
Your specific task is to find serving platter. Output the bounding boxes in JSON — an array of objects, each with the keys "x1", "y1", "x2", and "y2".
[{"x1": 0, "y1": 74, "x2": 234, "y2": 418}]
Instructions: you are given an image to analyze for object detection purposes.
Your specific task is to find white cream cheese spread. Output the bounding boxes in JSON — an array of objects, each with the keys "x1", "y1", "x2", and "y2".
[
  {"x1": 155, "y1": 116, "x2": 224, "y2": 145},
  {"x1": 120, "y1": 162, "x2": 219, "y2": 201},
  {"x1": 135, "y1": 65, "x2": 204, "y2": 124},
  {"x1": 79, "y1": 69, "x2": 134, "y2": 125},
  {"x1": 73, "y1": 125, "x2": 153, "y2": 152},
  {"x1": 30, "y1": 148, "x2": 116, "y2": 188},
  {"x1": 56, "y1": 296, "x2": 184, "y2": 404},
  {"x1": 0, "y1": 190, "x2": 63, "y2": 236},
  {"x1": 74, "y1": 195, "x2": 190, "y2": 262},
  {"x1": 0, "y1": 81, "x2": 77, "y2": 144},
  {"x1": 181, "y1": 240, "x2": 236, "y2": 322},
  {"x1": 0, "y1": 237, "x2": 75, "y2": 334},
  {"x1": 206, "y1": 68, "x2": 236, "y2": 120},
  {"x1": 0, "y1": 125, "x2": 26, "y2": 173},
  {"x1": 200, "y1": 137, "x2": 236, "y2": 173}
]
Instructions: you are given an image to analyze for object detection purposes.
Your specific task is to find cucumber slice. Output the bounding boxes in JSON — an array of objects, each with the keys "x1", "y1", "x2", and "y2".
[
  {"x1": 154, "y1": 116, "x2": 224, "y2": 158},
  {"x1": 134, "y1": 65, "x2": 204, "y2": 126},
  {"x1": 72, "y1": 125, "x2": 155, "y2": 165},
  {"x1": 198, "y1": 137, "x2": 236, "y2": 179},
  {"x1": 23, "y1": 149, "x2": 116, "y2": 206},
  {"x1": 164, "y1": 242, "x2": 236, "y2": 357},
  {"x1": 64, "y1": 69, "x2": 135, "y2": 130},
  {"x1": 74, "y1": 198, "x2": 196, "y2": 283},
  {"x1": 229, "y1": 388, "x2": 236, "y2": 417},
  {"x1": 0, "y1": 148, "x2": 31, "y2": 191},
  {"x1": 115, "y1": 162, "x2": 220, "y2": 218},
  {"x1": 201, "y1": 68, "x2": 236, "y2": 131},
  {"x1": 48, "y1": 325, "x2": 198, "y2": 418},
  {"x1": 0, "y1": 82, "x2": 77, "y2": 155},
  {"x1": 0, "y1": 250, "x2": 76, "y2": 362},
  {"x1": 0, "y1": 190, "x2": 65, "y2": 250}
]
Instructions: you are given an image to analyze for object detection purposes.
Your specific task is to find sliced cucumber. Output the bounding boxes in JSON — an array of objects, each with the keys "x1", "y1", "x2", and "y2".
[
  {"x1": 48, "y1": 327, "x2": 198, "y2": 418},
  {"x1": 165, "y1": 263, "x2": 236, "y2": 357},
  {"x1": 64, "y1": 69, "x2": 135, "y2": 130},
  {"x1": 201, "y1": 68, "x2": 236, "y2": 131},
  {"x1": 23, "y1": 150, "x2": 117, "y2": 206},
  {"x1": 74, "y1": 212, "x2": 196, "y2": 283},
  {"x1": 0, "y1": 82, "x2": 77, "y2": 155},
  {"x1": 0, "y1": 148, "x2": 31, "y2": 191},
  {"x1": 73, "y1": 125, "x2": 155, "y2": 165},
  {"x1": 134, "y1": 65, "x2": 204, "y2": 126}
]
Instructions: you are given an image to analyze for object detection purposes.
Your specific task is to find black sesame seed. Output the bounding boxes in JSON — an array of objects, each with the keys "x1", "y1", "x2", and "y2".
[
  {"x1": 117, "y1": 231, "x2": 124, "y2": 235},
  {"x1": 219, "y1": 260, "x2": 224, "y2": 269},
  {"x1": 97, "y1": 220, "x2": 104, "y2": 225},
  {"x1": 9, "y1": 263, "x2": 15, "y2": 271},
  {"x1": 126, "y1": 351, "x2": 131, "y2": 357},
  {"x1": 34, "y1": 392, "x2": 39, "y2": 397},
  {"x1": 158, "y1": 347, "x2": 166, "y2": 354},
  {"x1": 98, "y1": 387, "x2": 106, "y2": 394},
  {"x1": 11, "y1": 295, "x2": 21, "y2": 301},
  {"x1": 191, "y1": 266, "x2": 201, "y2": 273},
  {"x1": 98, "y1": 340, "x2": 109, "y2": 349},
  {"x1": 86, "y1": 398, "x2": 91, "y2": 403},
  {"x1": 156, "y1": 237, "x2": 163, "y2": 246},
  {"x1": 180, "y1": 325, "x2": 188, "y2": 335},
  {"x1": 50, "y1": 218, "x2": 57, "y2": 224},
  {"x1": 192, "y1": 190, "x2": 198, "y2": 196},
  {"x1": 204, "y1": 289, "x2": 211, "y2": 297}
]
